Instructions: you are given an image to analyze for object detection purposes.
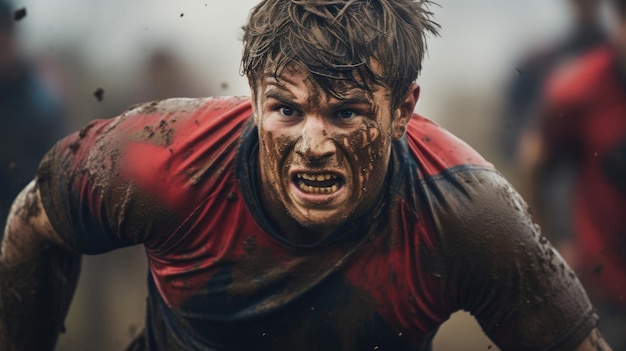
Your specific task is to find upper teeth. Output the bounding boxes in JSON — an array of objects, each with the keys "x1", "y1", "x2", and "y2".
[{"x1": 296, "y1": 173, "x2": 337, "y2": 181}]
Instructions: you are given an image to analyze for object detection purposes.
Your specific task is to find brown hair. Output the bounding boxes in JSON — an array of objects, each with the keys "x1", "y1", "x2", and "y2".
[{"x1": 241, "y1": 0, "x2": 439, "y2": 109}]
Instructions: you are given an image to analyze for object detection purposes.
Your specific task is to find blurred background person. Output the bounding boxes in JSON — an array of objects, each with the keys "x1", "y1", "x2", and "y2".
[
  {"x1": 499, "y1": 0, "x2": 609, "y2": 274},
  {"x1": 518, "y1": 0, "x2": 626, "y2": 348},
  {"x1": 0, "y1": 0, "x2": 66, "y2": 230},
  {"x1": 132, "y1": 47, "x2": 212, "y2": 103},
  {"x1": 500, "y1": 0, "x2": 608, "y2": 168}
]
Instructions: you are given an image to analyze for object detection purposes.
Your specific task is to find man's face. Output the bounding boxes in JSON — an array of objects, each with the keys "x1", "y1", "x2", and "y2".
[{"x1": 252, "y1": 65, "x2": 413, "y2": 237}]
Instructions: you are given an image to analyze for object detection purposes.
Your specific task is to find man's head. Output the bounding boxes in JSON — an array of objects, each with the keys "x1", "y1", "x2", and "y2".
[{"x1": 240, "y1": 0, "x2": 438, "y2": 241}]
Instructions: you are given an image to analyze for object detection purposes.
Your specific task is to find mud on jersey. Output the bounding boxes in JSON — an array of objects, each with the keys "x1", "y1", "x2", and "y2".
[{"x1": 38, "y1": 96, "x2": 597, "y2": 350}]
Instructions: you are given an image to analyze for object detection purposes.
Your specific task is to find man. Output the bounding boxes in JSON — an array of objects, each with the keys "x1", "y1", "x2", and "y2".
[
  {"x1": 0, "y1": 1, "x2": 613, "y2": 350},
  {"x1": 519, "y1": 0, "x2": 626, "y2": 348}
]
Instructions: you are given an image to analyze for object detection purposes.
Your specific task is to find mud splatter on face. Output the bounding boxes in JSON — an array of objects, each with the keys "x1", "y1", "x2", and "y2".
[
  {"x1": 257, "y1": 131, "x2": 299, "y2": 229},
  {"x1": 341, "y1": 117, "x2": 389, "y2": 193},
  {"x1": 253, "y1": 65, "x2": 404, "y2": 242}
]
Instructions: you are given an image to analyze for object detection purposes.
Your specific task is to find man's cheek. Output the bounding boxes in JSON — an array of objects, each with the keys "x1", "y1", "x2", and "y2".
[
  {"x1": 261, "y1": 132, "x2": 294, "y2": 177},
  {"x1": 343, "y1": 125, "x2": 385, "y2": 176}
]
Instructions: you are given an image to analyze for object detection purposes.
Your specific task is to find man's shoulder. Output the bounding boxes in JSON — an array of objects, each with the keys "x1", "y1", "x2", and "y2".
[
  {"x1": 404, "y1": 114, "x2": 493, "y2": 179},
  {"x1": 106, "y1": 96, "x2": 254, "y2": 154},
  {"x1": 122, "y1": 96, "x2": 252, "y2": 125},
  {"x1": 112, "y1": 96, "x2": 253, "y2": 193},
  {"x1": 45, "y1": 96, "x2": 254, "y2": 220}
]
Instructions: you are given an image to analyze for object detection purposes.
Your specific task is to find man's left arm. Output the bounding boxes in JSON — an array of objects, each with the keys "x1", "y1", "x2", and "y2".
[{"x1": 432, "y1": 169, "x2": 610, "y2": 350}]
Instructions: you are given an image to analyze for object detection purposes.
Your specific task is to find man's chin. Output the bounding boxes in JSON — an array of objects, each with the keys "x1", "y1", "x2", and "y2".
[{"x1": 289, "y1": 210, "x2": 347, "y2": 238}]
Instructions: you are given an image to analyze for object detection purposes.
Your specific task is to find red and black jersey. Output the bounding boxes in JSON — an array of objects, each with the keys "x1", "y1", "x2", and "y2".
[
  {"x1": 38, "y1": 96, "x2": 597, "y2": 350},
  {"x1": 541, "y1": 43, "x2": 626, "y2": 306}
]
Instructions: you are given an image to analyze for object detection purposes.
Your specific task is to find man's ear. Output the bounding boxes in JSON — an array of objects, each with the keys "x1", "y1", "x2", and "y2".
[
  {"x1": 249, "y1": 85, "x2": 260, "y2": 126},
  {"x1": 392, "y1": 83, "x2": 420, "y2": 139}
]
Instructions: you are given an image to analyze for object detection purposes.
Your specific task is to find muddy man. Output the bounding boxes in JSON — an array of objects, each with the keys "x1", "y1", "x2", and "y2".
[{"x1": 0, "y1": 0, "x2": 613, "y2": 350}]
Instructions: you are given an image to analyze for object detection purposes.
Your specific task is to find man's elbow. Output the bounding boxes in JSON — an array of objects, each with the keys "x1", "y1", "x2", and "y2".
[{"x1": 0, "y1": 179, "x2": 63, "y2": 265}]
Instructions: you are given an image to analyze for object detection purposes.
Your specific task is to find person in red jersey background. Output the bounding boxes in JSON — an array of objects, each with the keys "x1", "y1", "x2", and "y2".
[
  {"x1": 519, "y1": 0, "x2": 626, "y2": 349},
  {"x1": 0, "y1": 1, "x2": 613, "y2": 350}
]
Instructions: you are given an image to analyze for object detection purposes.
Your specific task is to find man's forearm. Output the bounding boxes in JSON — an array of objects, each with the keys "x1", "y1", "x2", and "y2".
[
  {"x1": 0, "y1": 246, "x2": 80, "y2": 351},
  {"x1": 0, "y1": 181, "x2": 81, "y2": 351}
]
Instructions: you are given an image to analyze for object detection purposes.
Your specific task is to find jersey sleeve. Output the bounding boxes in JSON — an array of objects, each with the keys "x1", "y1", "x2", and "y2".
[
  {"x1": 429, "y1": 169, "x2": 597, "y2": 350},
  {"x1": 36, "y1": 97, "x2": 223, "y2": 254}
]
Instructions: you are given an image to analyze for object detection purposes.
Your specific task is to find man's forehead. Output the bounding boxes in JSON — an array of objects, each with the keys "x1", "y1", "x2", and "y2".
[{"x1": 259, "y1": 64, "x2": 381, "y2": 99}]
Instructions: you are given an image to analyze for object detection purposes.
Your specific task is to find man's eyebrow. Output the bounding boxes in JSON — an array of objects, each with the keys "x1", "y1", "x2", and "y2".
[
  {"x1": 264, "y1": 88, "x2": 296, "y2": 105},
  {"x1": 323, "y1": 89, "x2": 376, "y2": 110},
  {"x1": 333, "y1": 95, "x2": 374, "y2": 107}
]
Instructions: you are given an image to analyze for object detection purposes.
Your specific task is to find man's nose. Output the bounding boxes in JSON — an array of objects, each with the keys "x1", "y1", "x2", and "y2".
[{"x1": 294, "y1": 115, "x2": 336, "y2": 161}]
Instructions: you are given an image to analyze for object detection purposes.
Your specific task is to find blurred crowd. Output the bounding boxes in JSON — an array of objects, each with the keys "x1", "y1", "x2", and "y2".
[{"x1": 0, "y1": 0, "x2": 624, "y2": 350}]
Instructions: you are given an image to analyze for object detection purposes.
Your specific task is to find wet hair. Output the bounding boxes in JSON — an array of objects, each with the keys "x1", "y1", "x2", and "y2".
[{"x1": 241, "y1": 0, "x2": 440, "y2": 109}]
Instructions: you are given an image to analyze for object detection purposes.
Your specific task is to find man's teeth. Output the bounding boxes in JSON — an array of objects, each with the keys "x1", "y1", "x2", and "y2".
[
  {"x1": 295, "y1": 173, "x2": 340, "y2": 194},
  {"x1": 298, "y1": 183, "x2": 338, "y2": 194},
  {"x1": 296, "y1": 173, "x2": 337, "y2": 181}
]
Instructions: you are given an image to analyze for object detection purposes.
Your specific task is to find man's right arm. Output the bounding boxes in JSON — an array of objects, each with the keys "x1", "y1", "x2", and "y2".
[{"x1": 0, "y1": 179, "x2": 81, "y2": 351}]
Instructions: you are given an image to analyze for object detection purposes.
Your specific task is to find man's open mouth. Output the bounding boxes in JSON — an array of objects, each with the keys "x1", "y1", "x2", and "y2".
[{"x1": 293, "y1": 172, "x2": 344, "y2": 194}]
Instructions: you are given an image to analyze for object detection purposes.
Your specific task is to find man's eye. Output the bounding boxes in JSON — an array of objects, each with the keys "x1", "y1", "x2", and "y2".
[
  {"x1": 279, "y1": 106, "x2": 298, "y2": 117},
  {"x1": 336, "y1": 110, "x2": 357, "y2": 119}
]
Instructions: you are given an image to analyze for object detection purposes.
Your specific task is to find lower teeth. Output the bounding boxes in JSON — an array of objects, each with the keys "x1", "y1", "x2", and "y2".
[{"x1": 298, "y1": 183, "x2": 338, "y2": 194}]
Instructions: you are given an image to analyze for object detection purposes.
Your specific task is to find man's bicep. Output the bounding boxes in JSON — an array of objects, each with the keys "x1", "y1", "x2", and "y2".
[{"x1": 1, "y1": 180, "x2": 69, "y2": 265}]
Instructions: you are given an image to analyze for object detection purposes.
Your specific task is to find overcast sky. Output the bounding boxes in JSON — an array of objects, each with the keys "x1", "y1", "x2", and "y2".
[{"x1": 9, "y1": 0, "x2": 613, "y2": 118}]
